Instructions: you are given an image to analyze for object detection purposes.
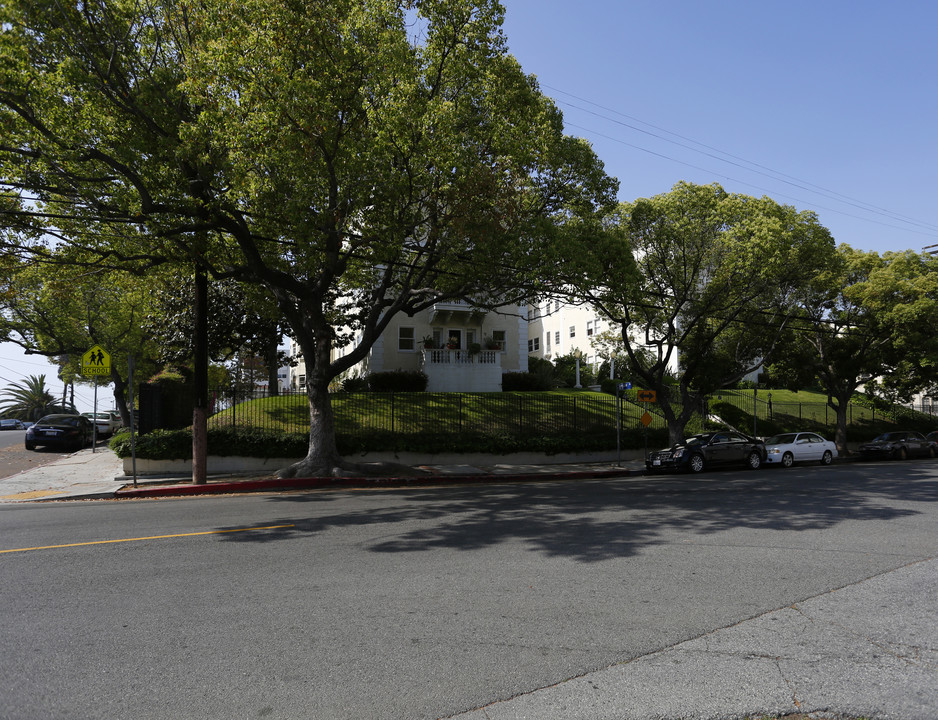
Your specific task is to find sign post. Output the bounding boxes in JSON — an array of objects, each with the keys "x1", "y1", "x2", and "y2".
[
  {"x1": 636, "y1": 389, "x2": 657, "y2": 463},
  {"x1": 81, "y1": 345, "x2": 111, "y2": 453}
]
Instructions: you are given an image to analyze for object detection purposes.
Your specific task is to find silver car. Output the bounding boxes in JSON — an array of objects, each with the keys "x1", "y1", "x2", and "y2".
[{"x1": 763, "y1": 432, "x2": 837, "y2": 467}]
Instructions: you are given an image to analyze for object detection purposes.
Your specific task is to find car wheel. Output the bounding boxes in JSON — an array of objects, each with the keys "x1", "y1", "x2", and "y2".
[
  {"x1": 747, "y1": 451, "x2": 762, "y2": 470},
  {"x1": 821, "y1": 450, "x2": 833, "y2": 465},
  {"x1": 894, "y1": 446, "x2": 908, "y2": 461},
  {"x1": 689, "y1": 454, "x2": 705, "y2": 473},
  {"x1": 781, "y1": 452, "x2": 794, "y2": 468},
  {"x1": 25, "y1": 441, "x2": 35, "y2": 451}
]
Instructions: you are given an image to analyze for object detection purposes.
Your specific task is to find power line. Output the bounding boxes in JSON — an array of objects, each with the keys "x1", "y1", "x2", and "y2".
[{"x1": 547, "y1": 85, "x2": 938, "y2": 240}]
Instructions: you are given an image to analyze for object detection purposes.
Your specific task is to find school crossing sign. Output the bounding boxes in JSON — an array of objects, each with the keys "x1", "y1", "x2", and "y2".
[{"x1": 81, "y1": 345, "x2": 111, "y2": 377}]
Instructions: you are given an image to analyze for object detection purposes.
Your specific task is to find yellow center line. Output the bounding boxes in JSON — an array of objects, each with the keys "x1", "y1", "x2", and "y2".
[{"x1": 0, "y1": 524, "x2": 296, "y2": 554}]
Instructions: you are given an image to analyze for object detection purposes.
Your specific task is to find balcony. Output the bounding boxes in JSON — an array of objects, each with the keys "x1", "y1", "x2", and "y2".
[
  {"x1": 429, "y1": 299, "x2": 488, "y2": 325},
  {"x1": 420, "y1": 349, "x2": 502, "y2": 392}
]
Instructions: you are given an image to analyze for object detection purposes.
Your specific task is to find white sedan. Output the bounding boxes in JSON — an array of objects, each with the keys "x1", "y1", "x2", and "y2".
[{"x1": 763, "y1": 432, "x2": 838, "y2": 467}]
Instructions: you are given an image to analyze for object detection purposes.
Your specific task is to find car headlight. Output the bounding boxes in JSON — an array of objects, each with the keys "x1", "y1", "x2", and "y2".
[{"x1": 769, "y1": 448, "x2": 781, "y2": 454}]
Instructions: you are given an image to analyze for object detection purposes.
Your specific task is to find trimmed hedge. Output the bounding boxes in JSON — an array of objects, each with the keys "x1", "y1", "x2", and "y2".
[{"x1": 109, "y1": 425, "x2": 660, "y2": 461}]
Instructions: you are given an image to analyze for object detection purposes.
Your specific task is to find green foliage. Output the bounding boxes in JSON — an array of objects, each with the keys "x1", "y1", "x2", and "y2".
[
  {"x1": 367, "y1": 371, "x2": 428, "y2": 393},
  {"x1": 0, "y1": 374, "x2": 64, "y2": 421},
  {"x1": 110, "y1": 427, "x2": 310, "y2": 460},
  {"x1": 565, "y1": 181, "x2": 836, "y2": 443},
  {"x1": 0, "y1": 0, "x2": 618, "y2": 471},
  {"x1": 553, "y1": 352, "x2": 597, "y2": 387},
  {"x1": 341, "y1": 377, "x2": 369, "y2": 393}
]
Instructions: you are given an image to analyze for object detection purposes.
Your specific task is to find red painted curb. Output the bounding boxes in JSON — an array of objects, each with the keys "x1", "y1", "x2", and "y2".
[{"x1": 114, "y1": 468, "x2": 638, "y2": 498}]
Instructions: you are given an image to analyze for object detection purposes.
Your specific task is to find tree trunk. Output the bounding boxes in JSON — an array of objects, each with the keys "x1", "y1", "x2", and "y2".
[
  {"x1": 192, "y1": 264, "x2": 208, "y2": 485},
  {"x1": 110, "y1": 366, "x2": 131, "y2": 426},
  {"x1": 831, "y1": 398, "x2": 850, "y2": 456},
  {"x1": 276, "y1": 374, "x2": 344, "y2": 478}
]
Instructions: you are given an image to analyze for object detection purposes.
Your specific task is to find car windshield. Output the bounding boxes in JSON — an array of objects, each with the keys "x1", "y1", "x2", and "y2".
[
  {"x1": 38, "y1": 416, "x2": 80, "y2": 427},
  {"x1": 684, "y1": 436, "x2": 706, "y2": 446},
  {"x1": 765, "y1": 434, "x2": 796, "y2": 445},
  {"x1": 872, "y1": 433, "x2": 902, "y2": 442}
]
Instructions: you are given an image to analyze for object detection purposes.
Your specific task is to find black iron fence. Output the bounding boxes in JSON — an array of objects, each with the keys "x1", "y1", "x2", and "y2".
[{"x1": 140, "y1": 384, "x2": 937, "y2": 440}]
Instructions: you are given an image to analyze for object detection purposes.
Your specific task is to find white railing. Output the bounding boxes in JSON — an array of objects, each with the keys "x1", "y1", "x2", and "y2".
[{"x1": 426, "y1": 349, "x2": 498, "y2": 365}]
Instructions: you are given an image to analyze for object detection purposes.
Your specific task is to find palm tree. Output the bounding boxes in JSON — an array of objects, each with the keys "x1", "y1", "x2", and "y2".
[{"x1": 0, "y1": 375, "x2": 61, "y2": 421}]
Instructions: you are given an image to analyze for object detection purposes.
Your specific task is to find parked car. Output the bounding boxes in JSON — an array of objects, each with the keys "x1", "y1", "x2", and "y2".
[
  {"x1": 763, "y1": 432, "x2": 838, "y2": 467},
  {"x1": 858, "y1": 431, "x2": 936, "y2": 460},
  {"x1": 927, "y1": 430, "x2": 937, "y2": 444},
  {"x1": 0, "y1": 418, "x2": 26, "y2": 430},
  {"x1": 24, "y1": 414, "x2": 93, "y2": 451},
  {"x1": 81, "y1": 411, "x2": 123, "y2": 437},
  {"x1": 646, "y1": 431, "x2": 766, "y2": 474}
]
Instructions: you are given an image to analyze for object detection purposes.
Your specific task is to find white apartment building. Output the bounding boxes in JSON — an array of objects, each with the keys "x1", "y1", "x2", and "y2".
[
  {"x1": 288, "y1": 301, "x2": 529, "y2": 392},
  {"x1": 525, "y1": 299, "x2": 611, "y2": 367}
]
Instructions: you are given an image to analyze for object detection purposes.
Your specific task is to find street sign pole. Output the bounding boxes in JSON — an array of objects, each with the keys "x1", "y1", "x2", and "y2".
[
  {"x1": 91, "y1": 377, "x2": 98, "y2": 453},
  {"x1": 128, "y1": 355, "x2": 137, "y2": 487},
  {"x1": 644, "y1": 401, "x2": 648, "y2": 462}
]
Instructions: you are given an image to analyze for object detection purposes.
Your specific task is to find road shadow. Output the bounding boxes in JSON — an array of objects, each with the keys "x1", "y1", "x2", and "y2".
[{"x1": 211, "y1": 461, "x2": 938, "y2": 562}]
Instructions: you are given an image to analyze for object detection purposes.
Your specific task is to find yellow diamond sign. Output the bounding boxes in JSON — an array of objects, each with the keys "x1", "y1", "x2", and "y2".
[
  {"x1": 81, "y1": 345, "x2": 111, "y2": 376},
  {"x1": 640, "y1": 412, "x2": 653, "y2": 427}
]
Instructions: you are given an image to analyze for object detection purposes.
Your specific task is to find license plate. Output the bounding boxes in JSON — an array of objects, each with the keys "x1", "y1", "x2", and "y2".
[{"x1": 653, "y1": 459, "x2": 661, "y2": 466}]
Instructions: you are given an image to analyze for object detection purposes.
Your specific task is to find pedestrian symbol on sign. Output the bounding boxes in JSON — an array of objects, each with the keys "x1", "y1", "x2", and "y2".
[{"x1": 81, "y1": 345, "x2": 111, "y2": 377}]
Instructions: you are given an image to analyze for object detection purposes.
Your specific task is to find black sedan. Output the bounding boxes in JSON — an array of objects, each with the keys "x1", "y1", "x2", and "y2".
[
  {"x1": 858, "y1": 431, "x2": 936, "y2": 460},
  {"x1": 646, "y1": 431, "x2": 766, "y2": 474},
  {"x1": 24, "y1": 414, "x2": 93, "y2": 452}
]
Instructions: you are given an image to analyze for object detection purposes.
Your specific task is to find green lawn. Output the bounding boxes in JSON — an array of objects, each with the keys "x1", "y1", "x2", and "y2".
[{"x1": 207, "y1": 387, "x2": 936, "y2": 444}]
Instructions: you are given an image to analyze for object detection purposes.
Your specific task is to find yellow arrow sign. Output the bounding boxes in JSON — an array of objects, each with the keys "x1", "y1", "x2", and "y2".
[
  {"x1": 81, "y1": 345, "x2": 111, "y2": 376},
  {"x1": 637, "y1": 389, "x2": 657, "y2": 403}
]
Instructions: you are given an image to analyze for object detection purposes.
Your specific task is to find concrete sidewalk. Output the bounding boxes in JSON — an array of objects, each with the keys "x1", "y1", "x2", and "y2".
[
  {"x1": 449, "y1": 557, "x2": 938, "y2": 720},
  {"x1": 0, "y1": 447, "x2": 125, "y2": 502},
  {"x1": 0, "y1": 447, "x2": 647, "y2": 502}
]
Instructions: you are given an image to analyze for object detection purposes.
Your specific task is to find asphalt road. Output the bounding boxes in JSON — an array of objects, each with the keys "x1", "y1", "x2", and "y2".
[
  {"x1": 1, "y1": 461, "x2": 936, "y2": 720},
  {"x1": 0, "y1": 429, "x2": 111, "y2": 479}
]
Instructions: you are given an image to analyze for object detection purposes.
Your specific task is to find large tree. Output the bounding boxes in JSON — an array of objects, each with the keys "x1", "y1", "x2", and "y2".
[
  {"x1": 564, "y1": 182, "x2": 836, "y2": 444},
  {"x1": 0, "y1": 0, "x2": 617, "y2": 476},
  {"x1": 0, "y1": 253, "x2": 162, "y2": 425},
  {"x1": 766, "y1": 246, "x2": 938, "y2": 453}
]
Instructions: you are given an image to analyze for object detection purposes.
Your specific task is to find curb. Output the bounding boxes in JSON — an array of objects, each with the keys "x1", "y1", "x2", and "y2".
[{"x1": 113, "y1": 467, "x2": 640, "y2": 499}]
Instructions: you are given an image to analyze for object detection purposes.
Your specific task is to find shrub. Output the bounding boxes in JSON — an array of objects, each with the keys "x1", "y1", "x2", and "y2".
[
  {"x1": 110, "y1": 427, "x2": 309, "y2": 460},
  {"x1": 552, "y1": 352, "x2": 596, "y2": 388},
  {"x1": 341, "y1": 376, "x2": 369, "y2": 392},
  {"x1": 367, "y1": 370, "x2": 428, "y2": 392}
]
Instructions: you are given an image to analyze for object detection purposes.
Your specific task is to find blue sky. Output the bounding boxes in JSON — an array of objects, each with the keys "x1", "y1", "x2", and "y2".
[
  {"x1": 502, "y1": 0, "x2": 938, "y2": 254},
  {"x1": 3, "y1": 1, "x2": 936, "y2": 405}
]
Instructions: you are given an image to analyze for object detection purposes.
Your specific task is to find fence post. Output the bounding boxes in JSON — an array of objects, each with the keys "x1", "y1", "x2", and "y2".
[
  {"x1": 391, "y1": 392, "x2": 395, "y2": 434},
  {"x1": 573, "y1": 396, "x2": 578, "y2": 432}
]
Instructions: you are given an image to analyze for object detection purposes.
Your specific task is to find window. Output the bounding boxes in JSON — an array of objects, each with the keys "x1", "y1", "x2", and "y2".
[
  {"x1": 569, "y1": 326, "x2": 576, "y2": 338},
  {"x1": 555, "y1": 331, "x2": 560, "y2": 345},
  {"x1": 491, "y1": 330, "x2": 506, "y2": 350},
  {"x1": 546, "y1": 332, "x2": 551, "y2": 348},
  {"x1": 587, "y1": 320, "x2": 594, "y2": 337},
  {"x1": 528, "y1": 337, "x2": 540, "y2": 352},
  {"x1": 398, "y1": 326, "x2": 415, "y2": 351},
  {"x1": 298, "y1": 375, "x2": 306, "y2": 390}
]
